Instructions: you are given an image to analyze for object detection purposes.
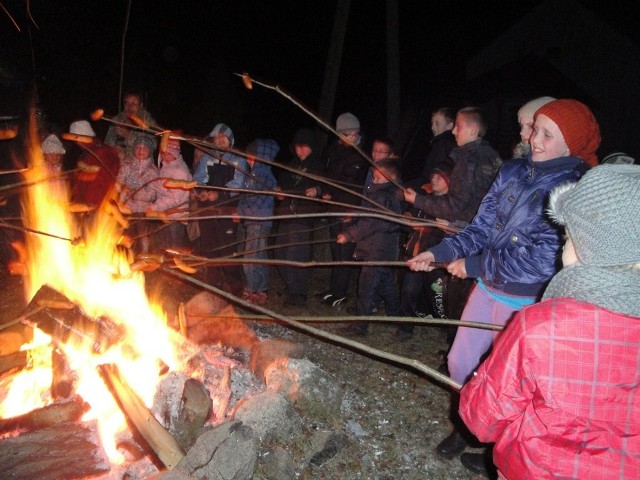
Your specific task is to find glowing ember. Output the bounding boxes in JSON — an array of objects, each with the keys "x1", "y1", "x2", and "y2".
[{"x1": 1, "y1": 112, "x2": 189, "y2": 464}]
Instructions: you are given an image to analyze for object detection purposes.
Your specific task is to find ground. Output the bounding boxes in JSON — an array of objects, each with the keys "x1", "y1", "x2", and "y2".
[{"x1": 0, "y1": 240, "x2": 491, "y2": 480}]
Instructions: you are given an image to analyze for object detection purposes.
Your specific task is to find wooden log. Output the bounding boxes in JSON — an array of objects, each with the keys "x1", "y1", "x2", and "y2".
[
  {"x1": 24, "y1": 284, "x2": 125, "y2": 354},
  {"x1": 0, "y1": 420, "x2": 110, "y2": 480},
  {"x1": 0, "y1": 395, "x2": 89, "y2": 433},
  {"x1": 51, "y1": 345, "x2": 76, "y2": 399},
  {"x1": 0, "y1": 350, "x2": 28, "y2": 377},
  {"x1": 98, "y1": 363, "x2": 185, "y2": 469}
]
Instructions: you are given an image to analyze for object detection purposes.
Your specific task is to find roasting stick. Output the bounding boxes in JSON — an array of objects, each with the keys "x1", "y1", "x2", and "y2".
[
  {"x1": 186, "y1": 312, "x2": 504, "y2": 332},
  {"x1": 166, "y1": 269, "x2": 462, "y2": 391},
  {"x1": 234, "y1": 72, "x2": 406, "y2": 193}
]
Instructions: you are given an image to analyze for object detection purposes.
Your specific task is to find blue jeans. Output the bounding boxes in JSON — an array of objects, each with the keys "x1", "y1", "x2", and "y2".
[
  {"x1": 356, "y1": 266, "x2": 400, "y2": 316},
  {"x1": 241, "y1": 222, "x2": 271, "y2": 292}
]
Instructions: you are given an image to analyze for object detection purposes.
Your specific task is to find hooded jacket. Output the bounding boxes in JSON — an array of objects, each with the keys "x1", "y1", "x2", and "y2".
[
  {"x1": 430, "y1": 154, "x2": 587, "y2": 297},
  {"x1": 237, "y1": 139, "x2": 279, "y2": 226},
  {"x1": 276, "y1": 129, "x2": 324, "y2": 218},
  {"x1": 116, "y1": 156, "x2": 159, "y2": 212}
]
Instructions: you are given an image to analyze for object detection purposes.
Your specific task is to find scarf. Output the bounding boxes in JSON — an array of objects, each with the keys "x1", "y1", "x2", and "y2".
[{"x1": 542, "y1": 263, "x2": 640, "y2": 318}]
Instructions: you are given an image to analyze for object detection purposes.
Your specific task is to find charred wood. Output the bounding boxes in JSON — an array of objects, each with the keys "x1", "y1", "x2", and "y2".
[
  {"x1": 0, "y1": 395, "x2": 89, "y2": 433},
  {"x1": 24, "y1": 284, "x2": 125, "y2": 354},
  {"x1": 0, "y1": 350, "x2": 28, "y2": 378},
  {"x1": 0, "y1": 420, "x2": 109, "y2": 480}
]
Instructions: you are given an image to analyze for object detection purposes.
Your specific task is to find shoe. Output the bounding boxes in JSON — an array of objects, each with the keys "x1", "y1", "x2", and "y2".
[
  {"x1": 252, "y1": 291, "x2": 268, "y2": 305},
  {"x1": 460, "y1": 452, "x2": 489, "y2": 476},
  {"x1": 321, "y1": 294, "x2": 347, "y2": 307},
  {"x1": 314, "y1": 290, "x2": 332, "y2": 299},
  {"x1": 436, "y1": 429, "x2": 468, "y2": 458},
  {"x1": 242, "y1": 290, "x2": 268, "y2": 305},
  {"x1": 284, "y1": 294, "x2": 306, "y2": 307},
  {"x1": 347, "y1": 306, "x2": 357, "y2": 315}
]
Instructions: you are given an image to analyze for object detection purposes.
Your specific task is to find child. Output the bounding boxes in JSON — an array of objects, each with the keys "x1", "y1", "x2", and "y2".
[
  {"x1": 69, "y1": 120, "x2": 120, "y2": 208},
  {"x1": 117, "y1": 135, "x2": 158, "y2": 213},
  {"x1": 404, "y1": 106, "x2": 502, "y2": 226},
  {"x1": 512, "y1": 96, "x2": 555, "y2": 158},
  {"x1": 41, "y1": 133, "x2": 66, "y2": 176},
  {"x1": 404, "y1": 107, "x2": 456, "y2": 188},
  {"x1": 336, "y1": 159, "x2": 404, "y2": 336},
  {"x1": 274, "y1": 128, "x2": 324, "y2": 307},
  {"x1": 237, "y1": 139, "x2": 279, "y2": 305},
  {"x1": 116, "y1": 135, "x2": 159, "y2": 253},
  {"x1": 192, "y1": 123, "x2": 245, "y2": 297},
  {"x1": 408, "y1": 99, "x2": 601, "y2": 472},
  {"x1": 319, "y1": 112, "x2": 369, "y2": 307},
  {"x1": 460, "y1": 164, "x2": 640, "y2": 479},
  {"x1": 397, "y1": 161, "x2": 453, "y2": 340},
  {"x1": 146, "y1": 138, "x2": 192, "y2": 251}
]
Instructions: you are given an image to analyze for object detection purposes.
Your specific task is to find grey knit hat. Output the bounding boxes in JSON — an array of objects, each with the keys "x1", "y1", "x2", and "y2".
[
  {"x1": 336, "y1": 112, "x2": 360, "y2": 133},
  {"x1": 547, "y1": 164, "x2": 640, "y2": 266}
]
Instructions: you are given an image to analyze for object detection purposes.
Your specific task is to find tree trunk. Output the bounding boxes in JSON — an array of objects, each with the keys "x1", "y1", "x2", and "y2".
[{"x1": 317, "y1": 0, "x2": 351, "y2": 152}]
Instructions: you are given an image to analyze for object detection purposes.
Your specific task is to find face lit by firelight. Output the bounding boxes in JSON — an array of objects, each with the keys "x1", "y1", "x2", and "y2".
[{"x1": 530, "y1": 114, "x2": 570, "y2": 162}]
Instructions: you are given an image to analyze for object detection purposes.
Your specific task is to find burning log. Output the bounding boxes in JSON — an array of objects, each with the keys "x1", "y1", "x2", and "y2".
[
  {"x1": 51, "y1": 345, "x2": 77, "y2": 399},
  {"x1": 0, "y1": 395, "x2": 89, "y2": 434},
  {"x1": 0, "y1": 420, "x2": 109, "y2": 480},
  {"x1": 0, "y1": 350, "x2": 28, "y2": 377},
  {"x1": 24, "y1": 284, "x2": 125, "y2": 354},
  {"x1": 98, "y1": 363, "x2": 185, "y2": 469}
]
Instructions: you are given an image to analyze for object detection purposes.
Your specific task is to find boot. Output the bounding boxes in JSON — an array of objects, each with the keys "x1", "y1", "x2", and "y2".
[
  {"x1": 436, "y1": 393, "x2": 475, "y2": 458},
  {"x1": 436, "y1": 428, "x2": 468, "y2": 458},
  {"x1": 460, "y1": 452, "x2": 488, "y2": 475}
]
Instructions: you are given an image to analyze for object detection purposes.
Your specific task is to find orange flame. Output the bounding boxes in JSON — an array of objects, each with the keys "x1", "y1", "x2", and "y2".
[{"x1": 1, "y1": 110, "x2": 189, "y2": 463}]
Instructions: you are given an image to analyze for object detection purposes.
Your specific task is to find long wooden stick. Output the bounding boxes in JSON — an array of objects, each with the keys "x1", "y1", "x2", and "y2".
[
  {"x1": 186, "y1": 312, "x2": 503, "y2": 332},
  {"x1": 166, "y1": 269, "x2": 462, "y2": 391}
]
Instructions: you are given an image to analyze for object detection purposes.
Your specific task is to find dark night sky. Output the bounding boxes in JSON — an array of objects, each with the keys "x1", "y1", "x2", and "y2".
[{"x1": 2, "y1": 1, "x2": 639, "y2": 162}]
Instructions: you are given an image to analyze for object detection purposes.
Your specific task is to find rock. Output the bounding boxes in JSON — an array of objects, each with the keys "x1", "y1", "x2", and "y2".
[
  {"x1": 264, "y1": 358, "x2": 343, "y2": 422},
  {"x1": 184, "y1": 292, "x2": 259, "y2": 351},
  {"x1": 179, "y1": 420, "x2": 257, "y2": 480},
  {"x1": 232, "y1": 390, "x2": 303, "y2": 444},
  {"x1": 249, "y1": 339, "x2": 304, "y2": 381},
  {"x1": 259, "y1": 446, "x2": 295, "y2": 480},
  {"x1": 172, "y1": 378, "x2": 213, "y2": 450}
]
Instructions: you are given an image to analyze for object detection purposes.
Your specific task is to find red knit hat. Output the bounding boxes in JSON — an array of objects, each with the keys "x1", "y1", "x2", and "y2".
[{"x1": 534, "y1": 99, "x2": 601, "y2": 167}]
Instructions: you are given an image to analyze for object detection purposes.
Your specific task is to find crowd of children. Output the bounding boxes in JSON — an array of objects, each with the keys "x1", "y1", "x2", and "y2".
[{"x1": 5, "y1": 92, "x2": 639, "y2": 478}]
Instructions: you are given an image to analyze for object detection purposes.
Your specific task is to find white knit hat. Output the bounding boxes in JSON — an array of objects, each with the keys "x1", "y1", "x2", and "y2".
[
  {"x1": 41, "y1": 134, "x2": 66, "y2": 154},
  {"x1": 517, "y1": 96, "x2": 556, "y2": 120},
  {"x1": 69, "y1": 120, "x2": 96, "y2": 137},
  {"x1": 548, "y1": 164, "x2": 640, "y2": 266}
]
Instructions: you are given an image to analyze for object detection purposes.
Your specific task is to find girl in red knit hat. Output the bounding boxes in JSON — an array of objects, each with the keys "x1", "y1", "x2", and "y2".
[{"x1": 407, "y1": 98, "x2": 601, "y2": 475}]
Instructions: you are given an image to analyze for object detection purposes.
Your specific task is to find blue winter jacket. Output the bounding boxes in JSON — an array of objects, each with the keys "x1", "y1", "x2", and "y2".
[
  {"x1": 429, "y1": 155, "x2": 588, "y2": 297},
  {"x1": 237, "y1": 139, "x2": 279, "y2": 226}
]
